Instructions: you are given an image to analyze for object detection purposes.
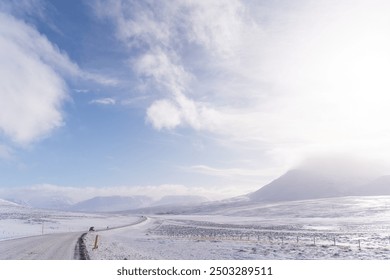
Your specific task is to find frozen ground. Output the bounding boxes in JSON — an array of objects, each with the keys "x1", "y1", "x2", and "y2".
[
  {"x1": 84, "y1": 196, "x2": 390, "y2": 260},
  {"x1": 0, "y1": 199, "x2": 139, "y2": 259},
  {"x1": 84, "y1": 216, "x2": 390, "y2": 260},
  {"x1": 0, "y1": 199, "x2": 140, "y2": 241},
  {"x1": 2, "y1": 196, "x2": 390, "y2": 259}
]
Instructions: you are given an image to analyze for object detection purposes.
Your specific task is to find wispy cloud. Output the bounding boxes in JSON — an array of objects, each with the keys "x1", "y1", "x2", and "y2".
[
  {"x1": 185, "y1": 164, "x2": 281, "y2": 186},
  {"x1": 89, "y1": 98, "x2": 116, "y2": 105},
  {"x1": 0, "y1": 0, "x2": 47, "y2": 21},
  {"x1": 94, "y1": 0, "x2": 390, "y2": 167},
  {"x1": 188, "y1": 165, "x2": 271, "y2": 178},
  {"x1": 81, "y1": 72, "x2": 119, "y2": 87},
  {"x1": 74, "y1": 89, "x2": 90, "y2": 93},
  {"x1": 94, "y1": 0, "x2": 256, "y2": 138}
]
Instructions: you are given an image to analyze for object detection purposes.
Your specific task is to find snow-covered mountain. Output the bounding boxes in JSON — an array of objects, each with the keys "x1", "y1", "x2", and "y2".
[
  {"x1": 69, "y1": 195, "x2": 210, "y2": 212},
  {"x1": 68, "y1": 196, "x2": 153, "y2": 212},
  {"x1": 5, "y1": 196, "x2": 74, "y2": 210},
  {"x1": 354, "y1": 176, "x2": 390, "y2": 196},
  {"x1": 0, "y1": 198, "x2": 21, "y2": 207},
  {"x1": 249, "y1": 169, "x2": 390, "y2": 202},
  {"x1": 249, "y1": 169, "x2": 344, "y2": 201},
  {"x1": 3, "y1": 168, "x2": 390, "y2": 213},
  {"x1": 1, "y1": 194, "x2": 212, "y2": 213}
]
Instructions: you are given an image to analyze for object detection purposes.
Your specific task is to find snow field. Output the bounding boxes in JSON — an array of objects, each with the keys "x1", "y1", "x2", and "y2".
[
  {"x1": 84, "y1": 215, "x2": 390, "y2": 260},
  {"x1": 2, "y1": 196, "x2": 390, "y2": 259},
  {"x1": 0, "y1": 201, "x2": 140, "y2": 241}
]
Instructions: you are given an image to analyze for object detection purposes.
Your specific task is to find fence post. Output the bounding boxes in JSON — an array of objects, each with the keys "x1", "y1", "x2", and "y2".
[
  {"x1": 93, "y1": 235, "x2": 99, "y2": 250},
  {"x1": 296, "y1": 236, "x2": 299, "y2": 243},
  {"x1": 358, "y1": 239, "x2": 361, "y2": 250},
  {"x1": 333, "y1": 237, "x2": 336, "y2": 246},
  {"x1": 313, "y1": 236, "x2": 316, "y2": 245}
]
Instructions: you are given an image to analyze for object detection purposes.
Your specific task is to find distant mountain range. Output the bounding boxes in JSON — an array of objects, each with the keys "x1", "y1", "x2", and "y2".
[
  {"x1": 249, "y1": 169, "x2": 390, "y2": 202},
  {"x1": 3, "y1": 169, "x2": 390, "y2": 213},
  {"x1": 5, "y1": 196, "x2": 74, "y2": 210},
  {"x1": 2, "y1": 194, "x2": 210, "y2": 212},
  {"x1": 68, "y1": 196, "x2": 153, "y2": 212}
]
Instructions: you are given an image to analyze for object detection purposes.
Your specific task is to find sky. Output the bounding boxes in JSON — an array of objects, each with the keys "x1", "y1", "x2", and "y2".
[{"x1": 1, "y1": 0, "x2": 390, "y2": 202}]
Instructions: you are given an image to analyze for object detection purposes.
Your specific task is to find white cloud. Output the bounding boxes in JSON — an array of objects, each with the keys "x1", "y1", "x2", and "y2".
[
  {"x1": 184, "y1": 164, "x2": 282, "y2": 187},
  {"x1": 95, "y1": 0, "x2": 390, "y2": 170},
  {"x1": 183, "y1": 0, "x2": 248, "y2": 58},
  {"x1": 0, "y1": 13, "x2": 69, "y2": 145},
  {"x1": 89, "y1": 98, "x2": 116, "y2": 105},
  {"x1": 133, "y1": 48, "x2": 190, "y2": 97},
  {"x1": 74, "y1": 89, "x2": 90, "y2": 93},
  {"x1": 93, "y1": 0, "x2": 271, "y2": 136},
  {"x1": 0, "y1": 9, "x2": 119, "y2": 146},
  {"x1": 298, "y1": 154, "x2": 390, "y2": 182},
  {"x1": 146, "y1": 100, "x2": 181, "y2": 130},
  {"x1": 188, "y1": 165, "x2": 271, "y2": 178},
  {"x1": 81, "y1": 72, "x2": 119, "y2": 86}
]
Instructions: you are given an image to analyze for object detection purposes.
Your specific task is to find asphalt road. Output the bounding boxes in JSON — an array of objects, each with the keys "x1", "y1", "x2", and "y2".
[
  {"x1": 0, "y1": 232, "x2": 82, "y2": 260},
  {"x1": 0, "y1": 216, "x2": 148, "y2": 260}
]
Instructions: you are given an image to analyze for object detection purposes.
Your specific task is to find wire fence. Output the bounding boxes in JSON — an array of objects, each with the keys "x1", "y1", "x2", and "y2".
[{"x1": 153, "y1": 225, "x2": 390, "y2": 250}]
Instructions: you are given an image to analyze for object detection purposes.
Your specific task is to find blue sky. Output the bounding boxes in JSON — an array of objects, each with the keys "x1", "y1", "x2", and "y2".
[{"x1": 1, "y1": 0, "x2": 390, "y2": 201}]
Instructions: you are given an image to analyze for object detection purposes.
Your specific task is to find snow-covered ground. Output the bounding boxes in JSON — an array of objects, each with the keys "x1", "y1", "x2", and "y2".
[
  {"x1": 0, "y1": 198, "x2": 140, "y2": 241},
  {"x1": 84, "y1": 196, "x2": 390, "y2": 260},
  {"x1": 2, "y1": 196, "x2": 390, "y2": 259},
  {"x1": 83, "y1": 215, "x2": 390, "y2": 260},
  {"x1": 0, "y1": 198, "x2": 140, "y2": 259}
]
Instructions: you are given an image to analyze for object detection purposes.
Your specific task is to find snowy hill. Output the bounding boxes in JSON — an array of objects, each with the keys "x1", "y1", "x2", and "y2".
[
  {"x1": 4, "y1": 196, "x2": 74, "y2": 210},
  {"x1": 249, "y1": 169, "x2": 347, "y2": 201},
  {"x1": 1, "y1": 194, "x2": 214, "y2": 213},
  {"x1": 68, "y1": 196, "x2": 153, "y2": 212},
  {"x1": 249, "y1": 169, "x2": 390, "y2": 202},
  {"x1": 68, "y1": 195, "x2": 211, "y2": 213},
  {"x1": 354, "y1": 176, "x2": 390, "y2": 196},
  {"x1": 0, "y1": 198, "x2": 21, "y2": 207}
]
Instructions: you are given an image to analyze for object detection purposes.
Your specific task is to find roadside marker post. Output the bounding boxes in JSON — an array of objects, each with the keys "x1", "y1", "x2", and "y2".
[{"x1": 93, "y1": 235, "x2": 99, "y2": 250}]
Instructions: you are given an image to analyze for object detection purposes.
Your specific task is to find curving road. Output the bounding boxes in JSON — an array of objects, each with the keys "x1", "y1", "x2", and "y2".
[{"x1": 0, "y1": 216, "x2": 148, "y2": 260}]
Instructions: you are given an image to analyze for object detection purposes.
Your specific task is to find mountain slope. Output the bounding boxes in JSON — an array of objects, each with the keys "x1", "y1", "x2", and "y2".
[
  {"x1": 250, "y1": 169, "x2": 349, "y2": 202},
  {"x1": 0, "y1": 198, "x2": 21, "y2": 207},
  {"x1": 69, "y1": 196, "x2": 153, "y2": 212},
  {"x1": 249, "y1": 169, "x2": 390, "y2": 202},
  {"x1": 354, "y1": 176, "x2": 390, "y2": 196},
  {"x1": 4, "y1": 196, "x2": 74, "y2": 210}
]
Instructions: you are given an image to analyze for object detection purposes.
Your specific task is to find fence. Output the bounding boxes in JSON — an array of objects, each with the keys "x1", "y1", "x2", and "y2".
[{"x1": 155, "y1": 226, "x2": 390, "y2": 250}]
